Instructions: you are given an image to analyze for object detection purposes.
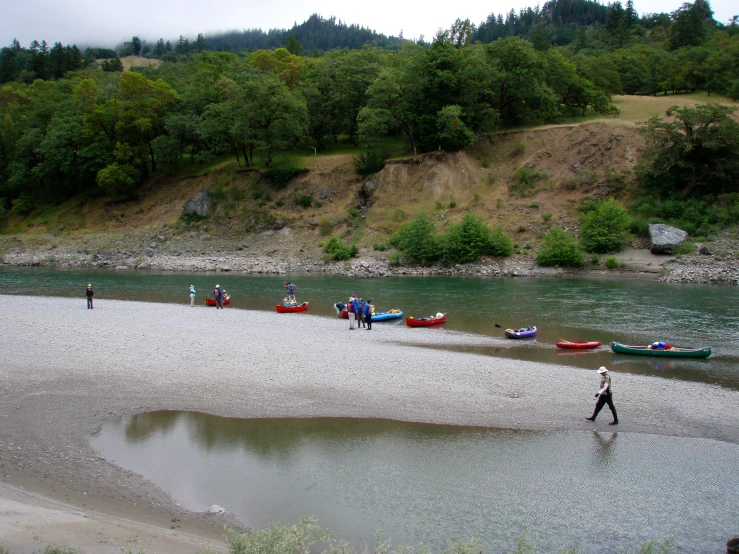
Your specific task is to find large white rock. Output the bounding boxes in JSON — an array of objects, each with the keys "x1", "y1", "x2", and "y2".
[{"x1": 649, "y1": 224, "x2": 687, "y2": 254}]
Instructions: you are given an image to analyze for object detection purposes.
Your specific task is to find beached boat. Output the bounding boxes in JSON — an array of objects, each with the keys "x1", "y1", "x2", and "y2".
[
  {"x1": 276, "y1": 302, "x2": 309, "y2": 313},
  {"x1": 556, "y1": 340, "x2": 602, "y2": 349},
  {"x1": 406, "y1": 313, "x2": 446, "y2": 327},
  {"x1": 371, "y1": 309, "x2": 404, "y2": 322},
  {"x1": 505, "y1": 326, "x2": 537, "y2": 339},
  {"x1": 611, "y1": 341, "x2": 711, "y2": 358},
  {"x1": 205, "y1": 296, "x2": 230, "y2": 306}
]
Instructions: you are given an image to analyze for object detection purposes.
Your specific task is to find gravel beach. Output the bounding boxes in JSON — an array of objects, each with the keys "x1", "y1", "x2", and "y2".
[{"x1": 1, "y1": 295, "x2": 738, "y2": 552}]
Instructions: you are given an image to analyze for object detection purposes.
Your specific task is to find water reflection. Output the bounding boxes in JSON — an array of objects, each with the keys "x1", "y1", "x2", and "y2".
[{"x1": 92, "y1": 413, "x2": 739, "y2": 554}]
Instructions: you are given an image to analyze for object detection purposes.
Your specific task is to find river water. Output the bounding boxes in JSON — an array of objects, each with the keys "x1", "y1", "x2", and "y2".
[
  {"x1": 92, "y1": 412, "x2": 739, "y2": 553},
  {"x1": 2, "y1": 267, "x2": 738, "y2": 389}
]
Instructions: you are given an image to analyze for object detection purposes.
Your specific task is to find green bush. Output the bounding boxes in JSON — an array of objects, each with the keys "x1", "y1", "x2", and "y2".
[
  {"x1": 510, "y1": 168, "x2": 549, "y2": 197},
  {"x1": 293, "y1": 191, "x2": 313, "y2": 208},
  {"x1": 392, "y1": 213, "x2": 440, "y2": 265},
  {"x1": 511, "y1": 142, "x2": 525, "y2": 156},
  {"x1": 224, "y1": 517, "x2": 332, "y2": 554},
  {"x1": 262, "y1": 166, "x2": 309, "y2": 189},
  {"x1": 373, "y1": 242, "x2": 387, "y2": 251},
  {"x1": 591, "y1": 253, "x2": 601, "y2": 264},
  {"x1": 441, "y1": 213, "x2": 513, "y2": 264},
  {"x1": 11, "y1": 193, "x2": 35, "y2": 215},
  {"x1": 580, "y1": 198, "x2": 630, "y2": 253},
  {"x1": 541, "y1": 212, "x2": 553, "y2": 224},
  {"x1": 630, "y1": 193, "x2": 739, "y2": 237},
  {"x1": 536, "y1": 228, "x2": 586, "y2": 268},
  {"x1": 353, "y1": 150, "x2": 386, "y2": 175},
  {"x1": 324, "y1": 236, "x2": 359, "y2": 260},
  {"x1": 605, "y1": 255, "x2": 619, "y2": 269}
]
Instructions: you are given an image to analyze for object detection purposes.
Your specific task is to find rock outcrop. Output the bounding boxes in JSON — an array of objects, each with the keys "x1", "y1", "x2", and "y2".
[
  {"x1": 649, "y1": 224, "x2": 687, "y2": 254},
  {"x1": 182, "y1": 190, "x2": 212, "y2": 218}
]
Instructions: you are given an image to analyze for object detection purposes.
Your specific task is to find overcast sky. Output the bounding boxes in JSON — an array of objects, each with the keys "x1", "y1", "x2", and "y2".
[{"x1": 2, "y1": 0, "x2": 736, "y2": 48}]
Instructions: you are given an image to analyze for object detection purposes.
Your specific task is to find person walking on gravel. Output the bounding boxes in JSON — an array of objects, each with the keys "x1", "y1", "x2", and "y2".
[
  {"x1": 86, "y1": 283, "x2": 94, "y2": 309},
  {"x1": 586, "y1": 366, "x2": 618, "y2": 425}
]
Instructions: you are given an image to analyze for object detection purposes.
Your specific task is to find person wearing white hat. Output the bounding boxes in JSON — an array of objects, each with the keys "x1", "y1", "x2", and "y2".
[
  {"x1": 586, "y1": 366, "x2": 618, "y2": 425},
  {"x1": 189, "y1": 285, "x2": 196, "y2": 306},
  {"x1": 213, "y1": 284, "x2": 224, "y2": 309}
]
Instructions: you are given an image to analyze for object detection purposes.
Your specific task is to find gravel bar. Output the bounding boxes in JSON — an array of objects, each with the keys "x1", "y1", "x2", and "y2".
[{"x1": 1, "y1": 295, "x2": 738, "y2": 542}]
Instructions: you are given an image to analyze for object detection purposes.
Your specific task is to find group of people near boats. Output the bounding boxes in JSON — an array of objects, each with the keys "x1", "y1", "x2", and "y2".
[{"x1": 334, "y1": 294, "x2": 374, "y2": 330}]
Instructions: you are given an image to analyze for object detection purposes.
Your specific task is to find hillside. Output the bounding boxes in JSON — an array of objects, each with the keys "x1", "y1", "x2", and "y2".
[{"x1": 0, "y1": 120, "x2": 642, "y2": 261}]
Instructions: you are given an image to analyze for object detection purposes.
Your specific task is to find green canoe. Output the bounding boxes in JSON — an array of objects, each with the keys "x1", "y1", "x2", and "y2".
[{"x1": 611, "y1": 342, "x2": 711, "y2": 358}]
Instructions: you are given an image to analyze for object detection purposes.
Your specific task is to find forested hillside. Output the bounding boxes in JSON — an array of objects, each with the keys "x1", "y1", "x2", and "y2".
[{"x1": 0, "y1": 0, "x2": 737, "y2": 243}]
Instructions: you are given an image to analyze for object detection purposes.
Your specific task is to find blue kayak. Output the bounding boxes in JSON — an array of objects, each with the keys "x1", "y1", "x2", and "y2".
[{"x1": 371, "y1": 309, "x2": 404, "y2": 321}]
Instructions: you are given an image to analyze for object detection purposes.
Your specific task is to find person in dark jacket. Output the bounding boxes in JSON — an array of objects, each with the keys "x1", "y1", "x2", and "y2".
[
  {"x1": 86, "y1": 283, "x2": 94, "y2": 309},
  {"x1": 357, "y1": 298, "x2": 366, "y2": 328},
  {"x1": 214, "y1": 284, "x2": 224, "y2": 309},
  {"x1": 364, "y1": 298, "x2": 373, "y2": 330}
]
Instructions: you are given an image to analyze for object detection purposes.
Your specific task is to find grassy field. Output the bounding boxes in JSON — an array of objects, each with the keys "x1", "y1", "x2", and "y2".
[{"x1": 612, "y1": 91, "x2": 738, "y2": 123}]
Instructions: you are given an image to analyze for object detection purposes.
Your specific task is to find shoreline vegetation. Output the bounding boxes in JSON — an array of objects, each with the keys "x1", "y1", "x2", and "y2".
[
  {"x1": 1, "y1": 296, "x2": 738, "y2": 553},
  {"x1": 1, "y1": 228, "x2": 738, "y2": 285}
]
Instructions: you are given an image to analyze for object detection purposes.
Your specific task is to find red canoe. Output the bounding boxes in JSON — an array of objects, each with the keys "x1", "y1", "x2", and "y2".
[
  {"x1": 556, "y1": 340, "x2": 602, "y2": 349},
  {"x1": 276, "y1": 302, "x2": 309, "y2": 313},
  {"x1": 205, "y1": 296, "x2": 231, "y2": 306},
  {"x1": 406, "y1": 313, "x2": 447, "y2": 327}
]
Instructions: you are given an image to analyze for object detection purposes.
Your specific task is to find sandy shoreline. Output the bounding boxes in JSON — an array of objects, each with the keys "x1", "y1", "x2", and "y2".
[{"x1": 1, "y1": 295, "x2": 738, "y2": 552}]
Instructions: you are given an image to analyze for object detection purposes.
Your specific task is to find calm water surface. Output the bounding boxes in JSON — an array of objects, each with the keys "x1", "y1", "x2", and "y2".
[
  {"x1": 2, "y1": 267, "x2": 738, "y2": 388},
  {"x1": 91, "y1": 412, "x2": 739, "y2": 554}
]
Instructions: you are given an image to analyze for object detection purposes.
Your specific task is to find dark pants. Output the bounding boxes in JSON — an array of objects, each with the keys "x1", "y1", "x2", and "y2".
[
  {"x1": 357, "y1": 311, "x2": 365, "y2": 327},
  {"x1": 366, "y1": 314, "x2": 372, "y2": 330},
  {"x1": 87, "y1": 297, "x2": 93, "y2": 309},
  {"x1": 591, "y1": 393, "x2": 618, "y2": 423},
  {"x1": 216, "y1": 297, "x2": 223, "y2": 309}
]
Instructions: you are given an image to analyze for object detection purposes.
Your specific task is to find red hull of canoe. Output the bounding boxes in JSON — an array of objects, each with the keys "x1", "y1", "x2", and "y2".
[
  {"x1": 276, "y1": 302, "x2": 309, "y2": 313},
  {"x1": 556, "y1": 341, "x2": 602, "y2": 349},
  {"x1": 205, "y1": 297, "x2": 230, "y2": 306},
  {"x1": 406, "y1": 314, "x2": 447, "y2": 327},
  {"x1": 340, "y1": 310, "x2": 348, "y2": 319}
]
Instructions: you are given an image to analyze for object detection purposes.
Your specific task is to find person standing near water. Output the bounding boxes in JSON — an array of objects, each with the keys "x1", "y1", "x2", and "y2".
[
  {"x1": 85, "y1": 283, "x2": 94, "y2": 309},
  {"x1": 586, "y1": 366, "x2": 618, "y2": 425},
  {"x1": 214, "y1": 284, "x2": 224, "y2": 309},
  {"x1": 189, "y1": 285, "x2": 196, "y2": 306},
  {"x1": 364, "y1": 298, "x2": 373, "y2": 330},
  {"x1": 347, "y1": 294, "x2": 358, "y2": 329}
]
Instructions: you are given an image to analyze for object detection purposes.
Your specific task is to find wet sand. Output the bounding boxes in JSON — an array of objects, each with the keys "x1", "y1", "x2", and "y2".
[{"x1": 1, "y1": 295, "x2": 737, "y2": 552}]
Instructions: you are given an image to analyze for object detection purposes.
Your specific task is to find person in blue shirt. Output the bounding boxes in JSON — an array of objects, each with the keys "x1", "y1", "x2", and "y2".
[
  {"x1": 214, "y1": 284, "x2": 224, "y2": 309},
  {"x1": 357, "y1": 298, "x2": 366, "y2": 328},
  {"x1": 189, "y1": 285, "x2": 196, "y2": 307}
]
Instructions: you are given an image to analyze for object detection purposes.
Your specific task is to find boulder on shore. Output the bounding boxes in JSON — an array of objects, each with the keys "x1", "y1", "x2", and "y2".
[
  {"x1": 182, "y1": 190, "x2": 212, "y2": 218},
  {"x1": 649, "y1": 224, "x2": 687, "y2": 254}
]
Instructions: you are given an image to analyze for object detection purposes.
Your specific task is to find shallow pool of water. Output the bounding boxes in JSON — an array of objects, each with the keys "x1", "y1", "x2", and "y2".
[{"x1": 91, "y1": 412, "x2": 739, "y2": 553}]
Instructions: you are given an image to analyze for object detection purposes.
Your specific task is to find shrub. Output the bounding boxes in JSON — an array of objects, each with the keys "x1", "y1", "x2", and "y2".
[
  {"x1": 353, "y1": 150, "x2": 386, "y2": 175},
  {"x1": 373, "y1": 242, "x2": 387, "y2": 251},
  {"x1": 230, "y1": 187, "x2": 247, "y2": 201},
  {"x1": 262, "y1": 166, "x2": 308, "y2": 189},
  {"x1": 536, "y1": 228, "x2": 586, "y2": 268},
  {"x1": 224, "y1": 517, "x2": 333, "y2": 554},
  {"x1": 392, "y1": 213, "x2": 440, "y2": 265},
  {"x1": 293, "y1": 191, "x2": 313, "y2": 209},
  {"x1": 392, "y1": 209, "x2": 407, "y2": 222},
  {"x1": 435, "y1": 201, "x2": 444, "y2": 210},
  {"x1": 319, "y1": 217, "x2": 335, "y2": 236},
  {"x1": 11, "y1": 193, "x2": 35, "y2": 215},
  {"x1": 324, "y1": 236, "x2": 358, "y2": 260},
  {"x1": 387, "y1": 252, "x2": 402, "y2": 265},
  {"x1": 441, "y1": 213, "x2": 513, "y2": 264},
  {"x1": 541, "y1": 212, "x2": 553, "y2": 224},
  {"x1": 448, "y1": 198, "x2": 457, "y2": 209},
  {"x1": 580, "y1": 198, "x2": 630, "y2": 253},
  {"x1": 510, "y1": 168, "x2": 549, "y2": 197},
  {"x1": 591, "y1": 253, "x2": 601, "y2": 264},
  {"x1": 605, "y1": 255, "x2": 619, "y2": 269},
  {"x1": 511, "y1": 142, "x2": 525, "y2": 156}
]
